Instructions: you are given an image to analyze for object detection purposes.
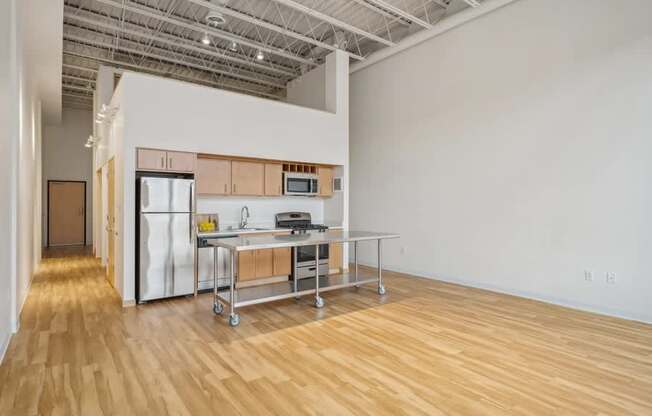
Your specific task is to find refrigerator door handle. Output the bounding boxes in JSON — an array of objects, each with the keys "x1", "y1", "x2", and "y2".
[{"x1": 189, "y1": 182, "x2": 195, "y2": 242}]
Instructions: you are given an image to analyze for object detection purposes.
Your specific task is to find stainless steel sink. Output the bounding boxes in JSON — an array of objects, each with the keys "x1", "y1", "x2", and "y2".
[{"x1": 227, "y1": 227, "x2": 269, "y2": 232}]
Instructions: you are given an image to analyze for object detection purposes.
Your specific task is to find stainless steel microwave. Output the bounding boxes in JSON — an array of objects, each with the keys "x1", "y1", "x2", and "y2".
[{"x1": 284, "y1": 172, "x2": 319, "y2": 196}]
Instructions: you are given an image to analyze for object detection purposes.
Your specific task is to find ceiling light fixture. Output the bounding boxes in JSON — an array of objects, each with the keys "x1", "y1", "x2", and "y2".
[
  {"x1": 256, "y1": 50, "x2": 264, "y2": 61},
  {"x1": 463, "y1": 0, "x2": 481, "y2": 7},
  {"x1": 205, "y1": 10, "x2": 226, "y2": 27},
  {"x1": 201, "y1": 32, "x2": 211, "y2": 45},
  {"x1": 229, "y1": 41, "x2": 238, "y2": 52}
]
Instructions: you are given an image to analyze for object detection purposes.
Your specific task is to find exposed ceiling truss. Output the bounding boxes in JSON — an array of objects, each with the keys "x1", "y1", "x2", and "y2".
[{"x1": 61, "y1": 0, "x2": 477, "y2": 110}]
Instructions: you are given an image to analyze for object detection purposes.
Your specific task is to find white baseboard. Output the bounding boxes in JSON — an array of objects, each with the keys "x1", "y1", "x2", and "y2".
[
  {"x1": 122, "y1": 299, "x2": 136, "y2": 307},
  {"x1": 358, "y1": 262, "x2": 652, "y2": 325}
]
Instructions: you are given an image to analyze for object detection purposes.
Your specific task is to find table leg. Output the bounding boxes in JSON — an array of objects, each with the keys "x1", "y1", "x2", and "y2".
[
  {"x1": 314, "y1": 244, "x2": 324, "y2": 308},
  {"x1": 228, "y1": 250, "x2": 240, "y2": 326},
  {"x1": 377, "y1": 239, "x2": 386, "y2": 295},
  {"x1": 212, "y1": 246, "x2": 223, "y2": 315},
  {"x1": 354, "y1": 241, "x2": 359, "y2": 288},
  {"x1": 293, "y1": 247, "x2": 299, "y2": 300}
]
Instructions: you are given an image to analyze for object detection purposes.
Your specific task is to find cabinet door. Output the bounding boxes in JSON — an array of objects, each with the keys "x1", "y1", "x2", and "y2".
[
  {"x1": 196, "y1": 158, "x2": 231, "y2": 195},
  {"x1": 167, "y1": 151, "x2": 195, "y2": 172},
  {"x1": 273, "y1": 247, "x2": 291, "y2": 276},
  {"x1": 329, "y1": 243, "x2": 343, "y2": 273},
  {"x1": 232, "y1": 161, "x2": 264, "y2": 196},
  {"x1": 255, "y1": 249, "x2": 274, "y2": 278},
  {"x1": 264, "y1": 163, "x2": 283, "y2": 196},
  {"x1": 238, "y1": 251, "x2": 256, "y2": 281},
  {"x1": 137, "y1": 149, "x2": 167, "y2": 171},
  {"x1": 319, "y1": 167, "x2": 333, "y2": 197}
]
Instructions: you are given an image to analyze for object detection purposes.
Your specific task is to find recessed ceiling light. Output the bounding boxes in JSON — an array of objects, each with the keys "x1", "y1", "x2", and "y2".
[
  {"x1": 201, "y1": 32, "x2": 211, "y2": 45},
  {"x1": 256, "y1": 50, "x2": 264, "y2": 61}
]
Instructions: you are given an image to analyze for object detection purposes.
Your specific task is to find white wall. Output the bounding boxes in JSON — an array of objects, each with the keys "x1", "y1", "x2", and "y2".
[
  {"x1": 0, "y1": 0, "x2": 17, "y2": 362},
  {"x1": 1, "y1": 0, "x2": 60, "y2": 362},
  {"x1": 350, "y1": 0, "x2": 652, "y2": 323},
  {"x1": 42, "y1": 108, "x2": 94, "y2": 245},
  {"x1": 286, "y1": 64, "x2": 326, "y2": 111}
]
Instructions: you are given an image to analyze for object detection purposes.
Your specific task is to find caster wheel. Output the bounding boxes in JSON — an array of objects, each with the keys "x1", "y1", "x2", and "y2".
[
  {"x1": 213, "y1": 302, "x2": 224, "y2": 315},
  {"x1": 314, "y1": 296, "x2": 325, "y2": 309},
  {"x1": 229, "y1": 314, "x2": 240, "y2": 327},
  {"x1": 378, "y1": 285, "x2": 386, "y2": 295}
]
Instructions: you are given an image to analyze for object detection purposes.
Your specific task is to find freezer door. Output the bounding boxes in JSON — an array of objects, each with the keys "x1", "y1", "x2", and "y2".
[
  {"x1": 139, "y1": 213, "x2": 194, "y2": 301},
  {"x1": 140, "y1": 177, "x2": 193, "y2": 213}
]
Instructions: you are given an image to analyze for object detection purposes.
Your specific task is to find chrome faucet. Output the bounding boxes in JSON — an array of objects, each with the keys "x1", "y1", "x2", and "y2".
[{"x1": 239, "y1": 206, "x2": 250, "y2": 229}]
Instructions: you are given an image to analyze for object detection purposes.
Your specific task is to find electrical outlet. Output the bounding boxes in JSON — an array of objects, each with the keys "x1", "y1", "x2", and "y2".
[
  {"x1": 606, "y1": 272, "x2": 616, "y2": 284},
  {"x1": 584, "y1": 270, "x2": 593, "y2": 282}
]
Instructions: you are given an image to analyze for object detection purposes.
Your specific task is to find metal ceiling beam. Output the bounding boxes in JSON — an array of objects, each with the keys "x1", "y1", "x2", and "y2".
[
  {"x1": 63, "y1": 83, "x2": 94, "y2": 93},
  {"x1": 62, "y1": 50, "x2": 282, "y2": 100},
  {"x1": 363, "y1": 0, "x2": 432, "y2": 28},
  {"x1": 186, "y1": 0, "x2": 365, "y2": 60},
  {"x1": 63, "y1": 63, "x2": 98, "y2": 73},
  {"x1": 63, "y1": 32, "x2": 286, "y2": 89},
  {"x1": 63, "y1": 74, "x2": 96, "y2": 83},
  {"x1": 91, "y1": 0, "x2": 315, "y2": 67},
  {"x1": 271, "y1": 0, "x2": 394, "y2": 46},
  {"x1": 64, "y1": 8, "x2": 298, "y2": 78}
]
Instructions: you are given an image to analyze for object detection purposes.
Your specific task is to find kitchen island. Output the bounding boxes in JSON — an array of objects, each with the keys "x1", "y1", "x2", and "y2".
[{"x1": 207, "y1": 230, "x2": 399, "y2": 326}]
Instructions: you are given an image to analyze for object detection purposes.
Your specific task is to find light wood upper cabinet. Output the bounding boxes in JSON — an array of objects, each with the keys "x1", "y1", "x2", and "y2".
[
  {"x1": 137, "y1": 148, "x2": 195, "y2": 173},
  {"x1": 167, "y1": 151, "x2": 195, "y2": 172},
  {"x1": 255, "y1": 249, "x2": 274, "y2": 278},
  {"x1": 238, "y1": 251, "x2": 256, "y2": 281},
  {"x1": 273, "y1": 247, "x2": 291, "y2": 276},
  {"x1": 232, "y1": 161, "x2": 264, "y2": 196},
  {"x1": 196, "y1": 158, "x2": 231, "y2": 195},
  {"x1": 319, "y1": 167, "x2": 333, "y2": 197},
  {"x1": 264, "y1": 163, "x2": 283, "y2": 196},
  {"x1": 329, "y1": 243, "x2": 343, "y2": 273},
  {"x1": 137, "y1": 149, "x2": 167, "y2": 171}
]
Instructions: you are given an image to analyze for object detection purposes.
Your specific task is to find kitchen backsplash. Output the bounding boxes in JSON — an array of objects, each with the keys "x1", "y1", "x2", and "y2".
[{"x1": 197, "y1": 196, "x2": 324, "y2": 229}]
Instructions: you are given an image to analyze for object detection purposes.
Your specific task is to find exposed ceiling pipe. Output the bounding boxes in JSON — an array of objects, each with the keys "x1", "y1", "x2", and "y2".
[{"x1": 350, "y1": 0, "x2": 520, "y2": 74}]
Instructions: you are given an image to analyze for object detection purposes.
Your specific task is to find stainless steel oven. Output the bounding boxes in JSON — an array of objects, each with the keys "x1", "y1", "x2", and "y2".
[
  {"x1": 283, "y1": 172, "x2": 319, "y2": 196},
  {"x1": 294, "y1": 244, "x2": 329, "y2": 280}
]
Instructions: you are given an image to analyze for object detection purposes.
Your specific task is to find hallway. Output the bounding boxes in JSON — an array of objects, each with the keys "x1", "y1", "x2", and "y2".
[{"x1": 1, "y1": 251, "x2": 652, "y2": 415}]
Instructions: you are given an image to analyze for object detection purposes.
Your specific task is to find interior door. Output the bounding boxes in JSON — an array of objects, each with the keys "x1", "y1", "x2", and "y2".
[
  {"x1": 107, "y1": 159, "x2": 115, "y2": 286},
  {"x1": 48, "y1": 181, "x2": 85, "y2": 246}
]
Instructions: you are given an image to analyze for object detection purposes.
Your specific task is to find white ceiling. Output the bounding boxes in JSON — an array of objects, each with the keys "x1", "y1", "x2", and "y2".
[{"x1": 61, "y1": 0, "x2": 480, "y2": 109}]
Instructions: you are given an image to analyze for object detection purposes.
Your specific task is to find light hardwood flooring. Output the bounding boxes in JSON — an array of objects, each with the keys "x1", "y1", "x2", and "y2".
[{"x1": 1, "y1": 250, "x2": 651, "y2": 415}]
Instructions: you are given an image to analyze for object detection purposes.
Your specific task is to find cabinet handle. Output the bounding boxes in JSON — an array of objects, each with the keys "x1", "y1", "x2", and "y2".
[
  {"x1": 224, "y1": 184, "x2": 227, "y2": 193},
  {"x1": 169, "y1": 157, "x2": 173, "y2": 169},
  {"x1": 160, "y1": 156, "x2": 165, "y2": 168},
  {"x1": 233, "y1": 183, "x2": 236, "y2": 193}
]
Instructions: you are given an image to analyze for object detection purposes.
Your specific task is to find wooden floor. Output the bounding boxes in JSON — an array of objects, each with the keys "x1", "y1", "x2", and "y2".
[{"x1": 1, "y1": 251, "x2": 651, "y2": 415}]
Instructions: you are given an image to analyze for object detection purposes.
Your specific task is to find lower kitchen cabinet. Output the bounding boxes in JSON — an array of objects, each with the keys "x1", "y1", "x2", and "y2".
[
  {"x1": 273, "y1": 247, "x2": 291, "y2": 275},
  {"x1": 329, "y1": 243, "x2": 343, "y2": 273},
  {"x1": 255, "y1": 249, "x2": 274, "y2": 278},
  {"x1": 238, "y1": 251, "x2": 256, "y2": 281},
  {"x1": 237, "y1": 238, "x2": 292, "y2": 283}
]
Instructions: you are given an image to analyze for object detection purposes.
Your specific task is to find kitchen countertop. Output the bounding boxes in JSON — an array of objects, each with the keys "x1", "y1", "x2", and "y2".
[
  {"x1": 206, "y1": 230, "x2": 399, "y2": 251},
  {"x1": 197, "y1": 228, "x2": 290, "y2": 238},
  {"x1": 197, "y1": 224, "x2": 345, "y2": 238}
]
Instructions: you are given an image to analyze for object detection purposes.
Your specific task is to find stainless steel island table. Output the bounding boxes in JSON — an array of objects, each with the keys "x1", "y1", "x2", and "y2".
[{"x1": 206, "y1": 230, "x2": 399, "y2": 326}]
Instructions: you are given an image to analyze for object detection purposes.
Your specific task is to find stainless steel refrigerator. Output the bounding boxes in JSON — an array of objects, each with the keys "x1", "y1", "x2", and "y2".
[{"x1": 137, "y1": 175, "x2": 195, "y2": 303}]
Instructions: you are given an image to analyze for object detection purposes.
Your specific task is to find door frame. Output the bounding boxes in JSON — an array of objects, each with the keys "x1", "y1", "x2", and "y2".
[{"x1": 47, "y1": 180, "x2": 87, "y2": 247}]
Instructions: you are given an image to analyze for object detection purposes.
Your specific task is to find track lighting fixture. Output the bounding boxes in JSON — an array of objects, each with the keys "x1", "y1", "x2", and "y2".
[
  {"x1": 256, "y1": 50, "x2": 264, "y2": 61},
  {"x1": 201, "y1": 32, "x2": 211, "y2": 45}
]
